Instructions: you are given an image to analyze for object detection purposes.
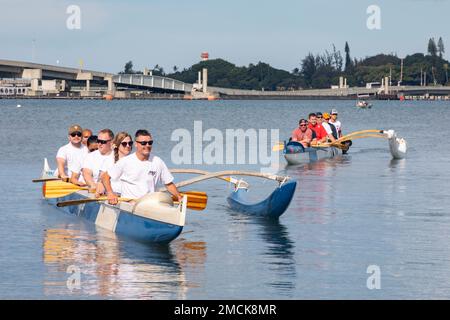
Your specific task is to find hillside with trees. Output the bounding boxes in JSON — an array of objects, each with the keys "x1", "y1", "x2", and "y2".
[{"x1": 122, "y1": 38, "x2": 449, "y2": 90}]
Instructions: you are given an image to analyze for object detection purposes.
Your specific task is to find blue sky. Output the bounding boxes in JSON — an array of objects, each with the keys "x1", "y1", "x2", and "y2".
[{"x1": 0, "y1": 0, "x2": 448, "y2": 73}]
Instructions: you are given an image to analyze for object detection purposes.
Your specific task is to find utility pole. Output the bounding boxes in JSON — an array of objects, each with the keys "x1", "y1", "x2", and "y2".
[
  {"x1": 398, "y1": 58, "x2": 403, "y2": 86},
  {"x1": 31, "y1": 39, "x2": 36, "y2": 62},
  {"x1": 389, "y1": 66, "x2": 392, "y2": 86},
  {"x1": 420, "y1": 68, "x2": 423, "y2": 86}
]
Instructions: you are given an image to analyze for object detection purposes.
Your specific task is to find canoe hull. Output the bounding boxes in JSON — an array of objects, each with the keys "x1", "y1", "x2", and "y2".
[
  {"x1": 284, "y1": 147, "x2": 341, "y2": 165},
  {"x1": 46, "y1": 191, "x2": 184, "y2": 244},
  {"x1": 226, "y1": 180, "x2": 297, "y2": 219}
]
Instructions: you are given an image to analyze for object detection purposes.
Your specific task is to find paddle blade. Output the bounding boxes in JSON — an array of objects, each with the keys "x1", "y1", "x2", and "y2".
[
  {"x1": 174, "y1": 191, "x2": 208, "y2": 211},
  {"x1": 43, "y1": 181, "x2": 88, "y2": 199},
  {"x1": 272, "y1": 143, "x2": 284, "y2": 151}
]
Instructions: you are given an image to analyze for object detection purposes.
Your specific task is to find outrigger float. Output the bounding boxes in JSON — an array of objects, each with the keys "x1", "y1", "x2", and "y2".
[
  {"x1": 35, "y1": 160, "x2": 297, "y2": 244},
  {"x1": 282, "y1": 129, "x2": 407, "y2": 165}
]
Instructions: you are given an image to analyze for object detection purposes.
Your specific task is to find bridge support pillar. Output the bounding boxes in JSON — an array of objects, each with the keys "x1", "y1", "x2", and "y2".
[
  {"x1": 105, "y1": 76, "x2": 115, "y2": 94},
  {"x1": 86, "y1": 79, "x2": 90, "y2": 91}
]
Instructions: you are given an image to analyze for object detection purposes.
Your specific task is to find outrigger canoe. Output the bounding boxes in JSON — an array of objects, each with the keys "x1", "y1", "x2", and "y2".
[
  {"x1": 39, "y1": 160, "x2": 187, "y2": 244},
  {"x1": 282, "y1": 129, "x2": 407, "y2": 165},
  {"x1": 283, "y1": 141, "x2": 342, "y2": 165}
]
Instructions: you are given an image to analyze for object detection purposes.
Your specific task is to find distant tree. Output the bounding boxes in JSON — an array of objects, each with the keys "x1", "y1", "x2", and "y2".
[
  {"x1": 173, "y1": 65, "x2": 178, "y2": 73},
  {"x1": 332, "y1": 44, "x2": 343, "y2": 72},
  {"x1": 301, "y1": 53, "x2": 318, "y2": 87},
  {"x1": 438, "y1": 37, "x2": 445, "y2": 58},
  {"x1": 344, "y1": 41, "x2": 352, "y2": 72},
  {"x1": 292, "y1": 67, "x2": 300, "y2": 75},
  {"x1": 428, "y1": 38, "x2": 438, "y2": 57},
  {"x1": 124, "y1": 60, "x2": 134, "y2": 74}
]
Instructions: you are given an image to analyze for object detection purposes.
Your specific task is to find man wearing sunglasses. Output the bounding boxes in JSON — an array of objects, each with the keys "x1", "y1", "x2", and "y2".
[
  {"x1": 56, "y1": 124, "x2": 88, "y2": 181},
  {"x1": 291, "y1": 119, "x2": 312, "y2": 148},
  {"x1": 82, "y1": 129, "x2": 115, "y2": 192},
  {"x1": 101, "y1": 129, "x2": 182, "y2": 205}
]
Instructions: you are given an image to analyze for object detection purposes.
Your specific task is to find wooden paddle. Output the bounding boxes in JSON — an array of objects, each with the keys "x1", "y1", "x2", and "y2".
[
  {"x1": 55, "y1": 191, "x2": 208, "y2": 211},
  {"x1": 43, "y1": 180, "x2": 89, "y2": 198},
  {"x1": 272, "y1": 143, "x2": 285, "y2": 152},
  {"x1": 33, "y1": 177, "x2": 69, "y2": 183}
]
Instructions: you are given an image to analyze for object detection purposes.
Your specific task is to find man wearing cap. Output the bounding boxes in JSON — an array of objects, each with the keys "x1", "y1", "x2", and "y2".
[
  {"x1": 56, "y1": 125, "x2": 89, "y2": 181},
  {"x1": 291, "y1": 119, "x2": 313, "y2": 147},
  {"x1": 329, "y1": 109, "x2": 342, "y2": 137},
  {"x1": 321, "y1": 113, "x2": 338, "y2": 142}
]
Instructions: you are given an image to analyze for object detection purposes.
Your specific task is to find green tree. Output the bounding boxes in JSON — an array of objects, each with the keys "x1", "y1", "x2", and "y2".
[
  {"x1": 344, "y1": 41, "x2": 352, "y2": 72},
  {"x1": 124, "y1": 60, "x2": 133, "y2": 74},
  {"x1": 428, "y1": 38, "x2": 437, "y2": 57},
  {"x1": 438, "y1": 37, "x2": 445, "y2": 59}
]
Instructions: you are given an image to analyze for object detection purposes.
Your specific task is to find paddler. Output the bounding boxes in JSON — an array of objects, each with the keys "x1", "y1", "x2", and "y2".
[
  {"x1": 56, "y1": 124, "x2": 88, "y2": 181},
  {"x1": 101, "y1": 129, "x2": 182, "y2": 205},
  {"x1": 291, "y1": 119, "x2": 313, "y2": 147},
  {"x1": 307, "y1": 113, "x2": 328, "y2": 145}
]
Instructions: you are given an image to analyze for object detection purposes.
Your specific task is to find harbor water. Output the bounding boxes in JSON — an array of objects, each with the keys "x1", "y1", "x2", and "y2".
[{"x1": 1, "y1": 99, "x2": 450, "y2": 299}]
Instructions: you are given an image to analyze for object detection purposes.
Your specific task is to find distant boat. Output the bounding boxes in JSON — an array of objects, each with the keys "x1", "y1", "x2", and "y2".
[
  {"x1": 356, "y1": 100, "x2": 372, "y2": 108},
  {"x1": 356, "y1": 94, "x2": 372, "y2": 109}
]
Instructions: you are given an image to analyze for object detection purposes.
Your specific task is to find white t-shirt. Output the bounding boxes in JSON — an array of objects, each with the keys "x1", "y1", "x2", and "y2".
[
  {"x1": 99, "y1": 154, "x2": 122, "y2": 194},
  {"x1": 82, "y1": 150, "x2": 114, "y2": 182},
  {"x1": 330, "y1": 120, "x2": 342, "y2": 134},
  {"x1": 56, "y1": 143, "x2": 88, "y2": 177},
  {"x1": 322, "y1": 122, "x2": 333, "y2": 135},
  {"x1": 107, "y1": 153, "x2": 174, "y2": 199}
]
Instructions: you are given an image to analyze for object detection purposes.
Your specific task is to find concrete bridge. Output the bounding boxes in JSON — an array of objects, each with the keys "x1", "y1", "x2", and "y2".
[{"x1": 1, "y1": 59, "x2": 449, "y2": 98}]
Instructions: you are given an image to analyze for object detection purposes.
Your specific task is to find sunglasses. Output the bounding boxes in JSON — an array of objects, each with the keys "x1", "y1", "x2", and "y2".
[
  {"x1": 120, "y1": 141, "x2": 133, "y2": 147},
  {"x1": 70, "y1": 132, "x2": 82, "y2": 137},
  {"x1": 136, "y1": 140, "x2": 153, "y2": 146},
  {"x1": 300, "y1": 124, "x2": 307, "y2": 126},
  {"x1": 97, "y1": 139, "x2": 111, "y2": 144}
]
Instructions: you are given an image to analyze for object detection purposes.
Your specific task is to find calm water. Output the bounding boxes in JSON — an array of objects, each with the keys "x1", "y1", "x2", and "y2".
[{"x1": 1, "y1": 98, "x2": 450, "y2": 299}]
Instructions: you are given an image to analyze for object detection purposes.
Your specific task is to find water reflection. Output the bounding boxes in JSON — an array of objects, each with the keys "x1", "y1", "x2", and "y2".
[
  {"x1": 257, "y1": 219, "x2": 296, "y2": 295},
  {"x1": 286, "y1": 157, "x2": 350, "y2": 224},
  {"x1": 42, "y1": 226, "x2": 206, "y2": 299}
]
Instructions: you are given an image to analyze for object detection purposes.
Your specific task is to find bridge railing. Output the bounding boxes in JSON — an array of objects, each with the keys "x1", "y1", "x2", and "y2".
[{"x1": 113, "y1": 74, "x2": 192, "y2": 93}]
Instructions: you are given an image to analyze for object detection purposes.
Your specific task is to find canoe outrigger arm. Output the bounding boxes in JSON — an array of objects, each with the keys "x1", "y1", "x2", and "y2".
[{"x1": 166, "y1": 169, "x2": 290, "y2": 191}]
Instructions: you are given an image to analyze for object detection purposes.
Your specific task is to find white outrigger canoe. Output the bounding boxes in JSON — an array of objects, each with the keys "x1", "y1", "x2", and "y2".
[{"x1": 40, "y1": 160, "x2": 187, "y2": 244}]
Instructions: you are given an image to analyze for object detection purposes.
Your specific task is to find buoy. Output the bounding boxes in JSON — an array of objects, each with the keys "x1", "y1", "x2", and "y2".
[
  {"x1": 17, "y1": 104, "x2": 21, "y2": 108},
  {"x1": 103, "y1": 94, "x2": 113, "y2": 100}
]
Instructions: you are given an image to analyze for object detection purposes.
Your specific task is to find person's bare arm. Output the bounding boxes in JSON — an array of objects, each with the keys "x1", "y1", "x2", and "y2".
[
  {"x1": 82, "y1": 168, "x2": 96, "y2": 189},
  {"x1": 166, "y1": 182, "x2": 182, "y2": 202},
  {"x1": 56, "y1": 157, "x2": 68, "y2": 179},
  {"x1": 70, "y1": 172, "x2": 86, "y2": 186},
  {"x1": 100, "y1": 172, "x2": 118, "y2": 205}
]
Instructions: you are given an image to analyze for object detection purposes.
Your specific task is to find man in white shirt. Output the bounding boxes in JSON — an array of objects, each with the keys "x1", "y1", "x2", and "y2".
[
  {"x1": 329, "y1": 109, "x2": 342, "y2": 137},
  {"x1": 56, "y1": 124, "x2": 88, "y2": 181},
  {"x1": 318, "y1": 112, "x2": 337, "y2": 142},
  {"x1": 102, "y1": 129, "x2": 182, "y2": 204},
  {"x1": 83, "y1": 129, "x2": 115, "y2": 191}
]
